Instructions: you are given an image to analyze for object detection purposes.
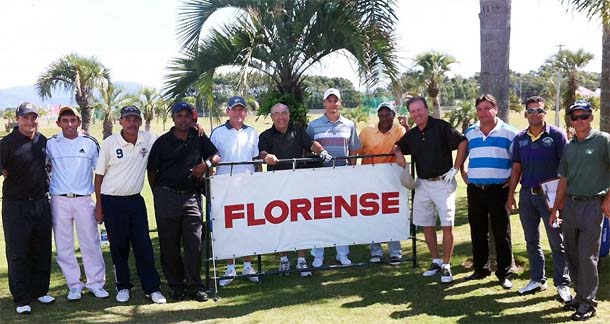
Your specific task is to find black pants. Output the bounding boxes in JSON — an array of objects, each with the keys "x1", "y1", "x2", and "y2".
[
  {"x1": 153, "y1": 187, "x2": 204, "y2": 293},
  {"x1": 2, "y1": 197, "x2": 52, "y2": 306},
  {"x1": 467, "y1": 184, "x2": 513, "y2": 280}
]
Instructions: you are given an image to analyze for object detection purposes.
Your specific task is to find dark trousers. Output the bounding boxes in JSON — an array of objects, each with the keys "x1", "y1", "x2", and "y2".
[
  {"x1": 467, "y1": 184, "x2": 513, "y2": 280},
  {"x1": 102, "y1": 194, "x2": 161, "y2": 294},
  {"x1": 153, "y1": 187, "x2": 204, "y2": 293},
  {"x1": 2, "y1": 197, "x2": 52, "y2": 306}
]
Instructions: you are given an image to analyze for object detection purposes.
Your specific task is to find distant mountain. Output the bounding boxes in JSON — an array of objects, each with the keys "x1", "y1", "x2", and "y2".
[{"x1": 0, "y1": 81, "x2": 146, "y2": 109}]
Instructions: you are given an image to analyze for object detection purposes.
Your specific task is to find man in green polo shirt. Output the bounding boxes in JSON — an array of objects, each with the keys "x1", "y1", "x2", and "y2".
[{"x1": 550, "y1": 100, "x2": 610, "y2": 321}]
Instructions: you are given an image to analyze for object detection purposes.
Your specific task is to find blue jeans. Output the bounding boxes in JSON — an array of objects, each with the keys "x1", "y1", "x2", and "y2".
[{"x1": 519, "y1": 189, "x2": 570, "y2": 286}]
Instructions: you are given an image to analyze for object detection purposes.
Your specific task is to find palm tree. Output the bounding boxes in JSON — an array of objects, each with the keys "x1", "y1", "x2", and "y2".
[
  {"x1": 36, "y1": 53, "x2": 111, "y2": 131},
  {"x1": 479, "y1": 0, "x2": 512, "y2": 122},
  {"x1": 561, "y1": 0, "x2": 610, "y2": 132},
  {"x1": 165, "y1": 0, "x2": 400, "y2": 126},
  {"x1": 134, "y1": 87, "x2": 161, "y2": 132},
  {"x1": 93, "y1": 83, "x2": 128, "y2": 139},
  {"x1": 414, "y1": 51, "x2": 457, "y2": 118}
]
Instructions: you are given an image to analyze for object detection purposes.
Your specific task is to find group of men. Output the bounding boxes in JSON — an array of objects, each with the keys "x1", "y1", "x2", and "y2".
[{"x1": 1, "y1": 89, "x2": 607, "y2": 321}]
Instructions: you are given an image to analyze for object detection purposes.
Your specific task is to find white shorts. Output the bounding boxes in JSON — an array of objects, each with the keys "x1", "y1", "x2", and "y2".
[{"x1": 412, "y1": 178, "x2": 456, "y2": 227}]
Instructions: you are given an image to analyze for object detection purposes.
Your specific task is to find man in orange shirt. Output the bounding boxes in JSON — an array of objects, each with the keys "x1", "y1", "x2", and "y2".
[{"x1": 358, "y1": 101, "x2": 408, "y2": 264}]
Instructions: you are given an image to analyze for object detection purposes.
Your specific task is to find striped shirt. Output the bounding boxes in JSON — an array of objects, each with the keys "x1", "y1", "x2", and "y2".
[
  {"x1": 465, "y1": 118, "x2": 518, "y2": 184},
  {"x1": 307, "y1": 114, "x2": 361, "y2": 167}
]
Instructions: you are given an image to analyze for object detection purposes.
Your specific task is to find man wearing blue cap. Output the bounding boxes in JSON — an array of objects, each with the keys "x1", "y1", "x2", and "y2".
[
  {"x1": 550, "y1": 100, "x2": 610, "y2": 320},
  {"x1": 147, "y1": 102, "x2": 220, "y2": 302}
]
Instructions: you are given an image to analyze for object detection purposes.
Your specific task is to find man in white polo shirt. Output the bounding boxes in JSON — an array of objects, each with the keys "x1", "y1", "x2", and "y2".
[
  {"x1": 94, "y1": 106, "x2": 166, "y2": 304},
  {"x1": 210, "y1": 96, "x2": 260, "y2": 286},
  {"x1": 47, "y1": 106, "x2": 109, "y2": 301}
]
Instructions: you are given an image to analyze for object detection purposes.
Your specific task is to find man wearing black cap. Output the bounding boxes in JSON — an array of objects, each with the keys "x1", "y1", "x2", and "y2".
[
  {"x1": 0, "y1": 102, "x2": 55, "y2": 314},
  {"x1": 550, "y1": 100, "x2": 610, "y2": 320},
  {"x1": 147, "y1": 102, "x2": 220, "y2": 302}
]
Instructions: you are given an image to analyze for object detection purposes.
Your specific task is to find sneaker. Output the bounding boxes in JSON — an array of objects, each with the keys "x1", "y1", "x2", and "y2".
[
  {"x1": 563, "y1": 299, "x2": 580, "y2": 311},
  {"x1": 500, "y1": 278, "x2": 513, "y2": 289},
  {"x1": 243, "y1": 265, "x2": 259, "y2": 283},
  {"x1": 571, "y1": 304, "x2": 596, "y2": 321},
  {"x1": 370, "y1": 256, "x2": 382, "y2": 263},
  {"x1": 16, "y1": 305, "x2": 31, "y2": 314},
  {"x1": 36, "y1": 294, "x2": 55, "y2": 304},
  {"x1": 189, "y1": 290, "x2": 209, "y2": 302},
  {"x1": 115, "y1": 289, "x2": 130, "y2": 303},
  {"x1": 312, "y1": 257, "x2": 324, "y2": 268},
  {"x1": 67, "y1": 288, "x2": 82, "y2": 301},
  {"x1": 279, "y1": 258, "x2": 290, "y2": 274},
  {"x1": 440, "y1": 266, "x2": 453, "y2": 284},
  {"x1": 336, "y1": 255, "x2": 352, "y2": 265},
  {"x1": 557, "y1": 285, "x2": 573, "y2": 303},
  {"x1": 146, "y1": 291, "x2": 167, "y2": 304},
  {"x1": 423, "y1": 262, "x2": 441, "y2": 277},
  {"x1": 219, "y1": 268, "x2": 237, "y2": 287},
  {"x1": 171, "y1": 290, "x2": 185, "y2": 302},
  {"x1": 518, "y1": 280, "x2": 547, "y2": 295},
  {"x1": 389, "y1": 256, "x2": 402, "y2": 265},
  {"x1": 89, "y1": 287, "x2": 110, "y2": 299},
  {"x1": 464, "y1": 270, "x2": 491, "y2": 280},
  {"x1": 296, "y1": 259, "x2": 312, "y2": 277}
]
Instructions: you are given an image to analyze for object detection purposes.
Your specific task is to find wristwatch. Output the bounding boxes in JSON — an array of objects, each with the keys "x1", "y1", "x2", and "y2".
[{"x1": 205, "y1": 159, "x2": 213, "y2": 168}]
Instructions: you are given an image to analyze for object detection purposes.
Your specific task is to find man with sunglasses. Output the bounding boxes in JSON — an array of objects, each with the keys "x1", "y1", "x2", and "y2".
[
  {"x1": 549, "y1": 100, "x2": 610, "y2": 321},
  {"x1": 505, "y1": 96, "x2": 571, "y2": 301}
]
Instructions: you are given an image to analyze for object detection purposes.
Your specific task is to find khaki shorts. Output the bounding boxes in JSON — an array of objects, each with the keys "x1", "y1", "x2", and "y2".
[{"x1": 412, "y1": 178, "x2": 456, "y2": 227}]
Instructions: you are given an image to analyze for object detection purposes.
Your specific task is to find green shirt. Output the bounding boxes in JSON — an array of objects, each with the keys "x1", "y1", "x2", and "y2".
[{"x1": 558, "y1": 129, "x2": 610, "y2": 196}]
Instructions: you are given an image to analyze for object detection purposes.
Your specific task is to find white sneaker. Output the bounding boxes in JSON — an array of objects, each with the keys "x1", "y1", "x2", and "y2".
[
  {"x1": 67, "y1": 288, "x2": 82, "y2": 301},
  {"x1": 296, "y1": 259, "x2": 312, "y2": 277},
  {"x1": 115, "y1": 289, "x2": 130, "y2": 303},
  {"x1": 440, "y1": 265, "x2": 453, "y2": 283},
  {"x1": 518, "y1": 280, "x2": 547, "y2": 295},
  {"x1": 336, "y1": 255, "x2": 352, "y2": 265},
  {"x1": 243, "y1": 265, "x2": 259, "y2": 283},
  {"x1": 219, "y1": 268, "x2": 237, "y2": 287},
  {"x1": 312, "y1": 257, "x2": 324, "y2": 268},
  {"x1": 89, "y1": 287, "x2": 110, "y2": 299},
  {"x1": 370, "y1": 256, "x2": 382, "y2": 263},
  {"x1": 557, "y1": 285, "x2": 573, "y2": 303},
  {"x1": 16, "y1": 305, "x2": 31, "y2": 314},
  {"x1": 146, "y1": 291, "x2": 167, "y2": 304},
  {"x1": 279, "y1": 258, "x2": 290, "y2": 274},
  {"x1": 37, "y1": 295, "x2": 55, "y2": 304},
  {"x1": 423, "y1": 262, "x2": 442, "y2": 276}
]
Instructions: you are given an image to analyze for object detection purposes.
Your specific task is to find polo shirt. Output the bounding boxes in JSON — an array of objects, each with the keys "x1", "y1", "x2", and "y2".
[
  {"x1": 210, "y1": 121, "x2": 259, "y2": 175},
  {"x1": 465, "y1": 118, "x2": 518, "y2": 185},
  {"x1": 306, "y1": 114, "x2": 361, "y2": 167},
  {"x1": 358, "y1": 122, "x2": 406, "y2": 164},
  {"x1": 147, "y1": 127, "x2": 218, "y2": 192},
  {"x1": 558, "y1": 128, "x2": 610, "y2": 196},
  {"x1": 0, "y1": 127, "x2": 48, "y2": 201},
  {"x1": 95, "y1": 130, "x2": 157, "y2": 196},
  {"x1": 512, "y1": 123, "x2": 566, "y2": 188},
  {"x1": 258, "y1": 122, "x2": 313, "y2": 171},
  {"x1": 47, "y1": 133, "x2": 99, "y2": 195},
  {"x1": 396, "y1": 117, "x2": 465, "y2": 179}
]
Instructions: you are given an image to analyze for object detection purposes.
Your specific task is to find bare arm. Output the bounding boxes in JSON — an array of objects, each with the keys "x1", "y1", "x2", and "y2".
[
  {"x1": 310, "y1": 141, "x2": 325, "y2": 154},
  {"x1": 94, "y1": 174, "x2": 104, "y2": 224},
  {"x1": 505, "y1": 162, "x2": 522, "y2": 212},
  {"x1": 549, "y1": 177, "x2": 568, "y2": 226},
  {"x1": 393, "y1": 144, "x2": 406, "y2": 168}
]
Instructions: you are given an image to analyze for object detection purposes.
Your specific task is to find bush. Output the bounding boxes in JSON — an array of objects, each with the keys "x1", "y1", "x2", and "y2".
[{"x1": 257, "y1": 91, "x2": 309, "y2": 127}]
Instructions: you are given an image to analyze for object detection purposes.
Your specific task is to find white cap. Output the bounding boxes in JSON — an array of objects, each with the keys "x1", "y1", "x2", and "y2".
[
  {"x1": 323, "y1": 88, "x2": 341, "y2": 100},
  {"x1": 377, "y1": 101, "x2": 396, "y2": 113}
]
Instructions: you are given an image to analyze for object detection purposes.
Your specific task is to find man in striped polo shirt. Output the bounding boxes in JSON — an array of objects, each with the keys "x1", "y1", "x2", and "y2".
[
  {"x1": 462, "y1": 94, "x2": 518, "y2": 289},
  {"x1": 307, "y1": 88, "x2": 361, "y2": 267}
]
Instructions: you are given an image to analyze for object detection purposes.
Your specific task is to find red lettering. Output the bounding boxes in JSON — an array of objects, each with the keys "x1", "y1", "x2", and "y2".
[
  {"x1": 246, "y1": 203, "x2": 265, "y2": 226},
  {"x1": 224, "y1": 204, "x2": 245, "y2": 228},
  {"x1": 265, "y1": 200, "x2": 289, "y2": 224},
  {"x1": 290, "y1": 198, "x2": 312, "y2": 221},
  {"x1": 334, "y1": 194, "x2": 357, "y2": 217},
  {"x1": 359, "y1": 193, "x2": 379, "y2": 216},
  {"x1": 313, "y1": 196, "x2": 333, "y2": 219},
  {"x1": 381, "y1": 192, "x2": 400, "y2": 214}
]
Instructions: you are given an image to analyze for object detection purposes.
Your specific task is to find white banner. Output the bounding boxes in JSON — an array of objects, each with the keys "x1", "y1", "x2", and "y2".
[{"x1": 210, "y1": 163, "x2": 410, "y2": 260}]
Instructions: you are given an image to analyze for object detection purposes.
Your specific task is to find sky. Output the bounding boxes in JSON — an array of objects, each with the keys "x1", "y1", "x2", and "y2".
[{"x1": 0, "y1": 0, "x2": 603, "y2": 91}]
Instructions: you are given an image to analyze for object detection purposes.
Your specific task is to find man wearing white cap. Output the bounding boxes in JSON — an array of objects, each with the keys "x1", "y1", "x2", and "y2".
[
  {"x1": 307, "y1": 88, "x2": 361, "y2": 267},
  {"x1": 47, "y1": 106, "x2": 109, "y2": 301}
]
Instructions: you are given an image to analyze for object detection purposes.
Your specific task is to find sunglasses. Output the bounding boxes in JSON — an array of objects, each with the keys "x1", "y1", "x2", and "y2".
[
  {"x1": 569, "y1": 113, "x2": 592, "y2": 121},
  {"x1": 526, "y1": 108, "x2": 546, "y2": 114}
]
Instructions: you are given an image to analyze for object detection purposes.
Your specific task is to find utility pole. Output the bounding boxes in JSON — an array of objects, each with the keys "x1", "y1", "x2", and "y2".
[{"x1": 555, "y1": 44, "x2": 565, "y2": 127}]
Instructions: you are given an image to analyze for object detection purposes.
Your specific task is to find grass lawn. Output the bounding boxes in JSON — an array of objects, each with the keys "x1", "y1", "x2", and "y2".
[{"x1": 0, "y1": 110, "x2": 609, "y2": 323}]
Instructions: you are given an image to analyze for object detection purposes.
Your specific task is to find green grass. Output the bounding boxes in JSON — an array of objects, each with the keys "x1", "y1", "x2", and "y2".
[{"x1": 0, "y1": 111, "x2": 609, "y2": 323}]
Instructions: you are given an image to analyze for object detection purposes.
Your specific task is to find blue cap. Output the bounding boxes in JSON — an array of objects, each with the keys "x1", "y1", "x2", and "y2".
[
  {"x1": 17, "y1": 102, "x2": 39, "y2": 117},
  {"x1": 227, "y1": 96, "x2": 247, "y2": 110},
  {"x1": 172, "y1": 101, "x2": 194, "y2": 115},
  {"x1": 120, "y1": 105, "x2": 141, "y2": 118},
  {"x1": 567, "y1": 100, "x2": 592, "y2": 114}
]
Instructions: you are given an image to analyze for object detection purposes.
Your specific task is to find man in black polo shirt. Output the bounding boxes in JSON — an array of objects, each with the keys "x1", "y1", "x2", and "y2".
[
  {"x1": 394, "y1": 96, "x2": 467, "y2": 284},
  {"x1": 147, "y1": 102, "x2": 220, "y2": 302},
  {"x1": 1, "y1": 102, "x2": 55, "y2": 314},
  {"x1": 258, "y1": 102, "x2": 332, "y2": 276}
]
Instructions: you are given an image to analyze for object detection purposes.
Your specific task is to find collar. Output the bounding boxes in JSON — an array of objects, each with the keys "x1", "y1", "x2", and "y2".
[
  {"x1": 572, "y1": 128, "x2": 597, "y2": 143},
  {"x1": 271, "y1": 122, "x2": 294, "y2": 134},
  {"x1": 321, "y1": 114, "x2": 345, "y2": 124},
  {"x1": 526, "y1": 123, "x2": 549, "y2": 142},
  {"x1": 170, "y1": 126, "x2": 196, "y2": 140},
  {"x1": 224, "y1": 120, "x2": 250, "y2": 130},
  {"x1": 375, "y1": 122, "x2": 398, "y2": 134},
  {"x1": 118, "y1": 130, "x2": 144, "y2": 147},
  {"x1": 475, "y1": 117, "x2": 504, "y2": 134},
  {"x1": 12, "y1": 127, "x2": 39, "y2": 142}
]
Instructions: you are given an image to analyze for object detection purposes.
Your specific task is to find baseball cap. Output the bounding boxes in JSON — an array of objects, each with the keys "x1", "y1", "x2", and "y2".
[
  {"x1": 120, "y1": 105, "x2": 141, "y2": 118},
  {"x1": 58, "y1": 105, "x2": 80, "y2": 118},
  {"x1": 227, "y1": 96, "x2": 247, "y2": 110},
  {"x1": 172, "y1": 101, "x2": 194, "y2": 115},
  {"x1": 567, "y1": 100, "x2": 592, "y2": 114},
  {"x1": 323, "y1": 88, "x2": 341, "y2": 100},
  {"x1": 377, "y1": 101, "x2": 397, "y2": 113},
  {"x1": 16, "y1": 102, "x2": 39, "y2": 117}
]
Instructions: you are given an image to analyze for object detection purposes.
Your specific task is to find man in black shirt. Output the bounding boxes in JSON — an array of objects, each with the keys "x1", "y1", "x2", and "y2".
[
  {"x1": 258, "y1": 103, "x2": 331, "y2": 275},
  {"x1": 147, "y1": 102, "x2": 220, "y2": 302},
  {"x1": 0, "y1": 102, "x2": 55, "y2": 314}
]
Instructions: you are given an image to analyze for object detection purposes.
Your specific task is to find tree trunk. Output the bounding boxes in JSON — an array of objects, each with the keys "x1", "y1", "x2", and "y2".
[
  {"x1": 601, "y1": 24, "x2": 610, "y2": 132},
  {"x1": 75, "y1": 95, "x2": 92, "y2": 132},
  {"x1": 145, "y1": 119, "x2": 152, "y2": 132},
  {"x1": 102, "y1": 117, "x2": 113, "y2": 139},
  {"x1": 479, "y1": 0, "x2": 511, "y2": 122}
]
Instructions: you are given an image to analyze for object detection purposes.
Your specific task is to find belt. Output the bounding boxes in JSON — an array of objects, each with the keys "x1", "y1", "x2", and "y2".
[
  {"x1": 422, "y1": 176, "x2": 442, "y2": 181},
  {"x1": 567, "y1": 194, "x2": 603, "y2": 201},
  {"x1": 160, "y1": 186, "x2": 196, "y2": 195},
  {"x1": 57, "y1": 193, "x2": 88, "y2": 198},
  {"x1": 470, "y1": 182, "x2": 506, "y2": 190},
  {"x1": 524, "y1": 186, "x2": 543, "y2": 195}
]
